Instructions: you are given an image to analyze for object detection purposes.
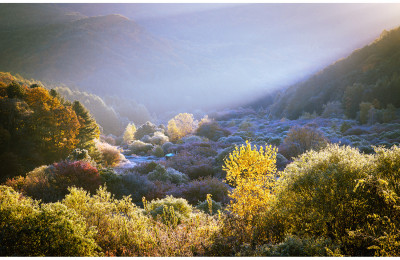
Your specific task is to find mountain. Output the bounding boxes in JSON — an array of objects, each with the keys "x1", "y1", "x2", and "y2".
[
  {"x1": 1, "y1": 3, "x2": 400, "y2": 118},
  {"x1": 253, "y1": 26, "x2": 400, "y2": 119}
]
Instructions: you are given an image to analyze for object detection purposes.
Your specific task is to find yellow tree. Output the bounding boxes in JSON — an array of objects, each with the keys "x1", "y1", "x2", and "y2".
[
  {"x1": 123, "y1": 123, "x2": 136, "y2": 143},
  {"x1": 167, "y1": 113, "x2": 196, "y2": 142},
  {"x1": 25, "y1": 87, "x2": 80, "y2": 162},
  {"x1": 223, "y1": 141, "x2": 277, "y2": 222}
]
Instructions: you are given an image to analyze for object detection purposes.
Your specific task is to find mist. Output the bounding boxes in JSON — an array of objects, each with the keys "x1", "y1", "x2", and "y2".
[{"x1": 1, "y1": 3, "x2": 400, "y2": 122}]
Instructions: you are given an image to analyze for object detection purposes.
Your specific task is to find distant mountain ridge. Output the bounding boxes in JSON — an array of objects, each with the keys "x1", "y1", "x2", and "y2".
[
  {"x1": 1, "y1": 3, "x2": 400, "y2": 117},
  {"x1": 0, "y1": 4, "x2": 188, "y2": 112}
]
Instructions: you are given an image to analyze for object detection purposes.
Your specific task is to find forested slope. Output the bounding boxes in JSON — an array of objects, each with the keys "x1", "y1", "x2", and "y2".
[{"x1": 259, "y1": 26, "x2": 400, "y2": 120}]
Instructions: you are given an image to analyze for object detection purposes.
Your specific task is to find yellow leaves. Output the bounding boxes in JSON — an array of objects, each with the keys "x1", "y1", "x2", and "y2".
[
  {"x1": 223, "y1": 141, "x2": 277, "y2": 221},
  {"x1": 167, "y1": 113, "x2": 196, "y2": 142}
]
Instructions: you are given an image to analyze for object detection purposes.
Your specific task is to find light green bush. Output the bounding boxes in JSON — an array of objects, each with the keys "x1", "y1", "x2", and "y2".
[
  {"x1": 147, "y1": 165, "x2": 189, "y2": 185},
  {"x1": 145, "y1": 195, "x2": 193, "y2": 225},
  {"x1": 0, "y1": 185, "x2": 99, "y2": 256}
]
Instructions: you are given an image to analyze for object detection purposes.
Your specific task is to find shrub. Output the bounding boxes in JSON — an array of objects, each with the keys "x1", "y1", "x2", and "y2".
[
  {"x1": 9, "y1": 160, "x2": 102, "y2": 203},
  {"x1": 145, "y1": 195, "x2": 193, "y2": 226},
  {"x1": 322, "y1": 101, "x2": 344, "y2": 118},
  {"x1": 343, "y1": 126, "x2": 370, "y2": 136},
  {"x1": 101, "y1": 134, "x2": 116, "y2": 145},
  {"x1": 102, "y1": 170, "x2": 156, "y2": 204},
  {"x1": 149, "y1": 131, "x2": 169, "y2": 145},
  {"x1": 133, "y1": 161, "x2": 160, "y2": 175},
  {"x1": 95, "y1": 141, "x2": 122, "y2": 167},
  {"x1": 67, "y1": 148, "x2": 92, "y2": 162},
  {"x1": 196, "y1": 198, "x2": 222, "y2": 215},
  {"x1": 167, "y1": 113, "x2": 196, "y2": 142},
  {"x1": 152, "y1": 145, "x2": 164, "y2": 157},
  {"x1": 169, "y1": 177, "x2": 230, "y2": 205},
  {"x1": 128, "y1": 140, "x2": 153, "y2": 155},
  {"x1": 181, "y1": 135, "x2": 203, "y2": 143},
  {"x1": 196, "y1": 121, "x2": 231, "y2": 141},
  {"x1": 275, "y1": 144, "x2": 400, "y2": 256},
  {"x1": 218, "y1": 135, "x2": 244, "y2": 144},
  {"x1": 0, "y1": 186, "x2": 99, "y2": 256},
  {"x1": 147, "y1": 165, "x2": 189, "y2": 185},
  {"x1": 239, "y1": 235, "x2": 342, "y2": 256},
  {"x1": 165, "y1": 149, "x2": 216, "y2": 180},
  {"x1": 279, "y1": 126, "x2": 328, "y2": 159},
  {"x1": 161, "y1": 142, "x2": 174, "y2": 153},
  {"x1": 62, "y1": 186, "x2": 155, "y2": 256},
  {"x1": 340, "y1": 121, "x2": 352, "y2": 133},
  {"x1": 134, "y1": 121, "x2": 158, "y2": 140},
  {"x1": 123, "y1": 123, "x2": 136, "y2": 143}
]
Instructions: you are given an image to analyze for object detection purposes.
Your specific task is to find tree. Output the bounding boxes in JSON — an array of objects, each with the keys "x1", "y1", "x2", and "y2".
[
  {"x1": 223, "y1": 141, "x2": 277, "y2": 222},
  {"x1": 343, "y1": 83, "x2": 365, "y2": 118},
  {"x1": 123, "y1": 123, "x2": 136, "y2": 143},
  {"x1": 359, "y1": 102, "x2": 373, "y2": 124},
  {"x1": 6, "y1": 82, "x2": 26, "y2": 99},
  {"x1": 25, "y1": 87, "x2": 81, "y2": 162},
  {"x1": 72, "y1": 101, "x2": 101, "y2": 160},
  {"x1": 167, "y1": 113, "x2": 196, "y2": 142}
]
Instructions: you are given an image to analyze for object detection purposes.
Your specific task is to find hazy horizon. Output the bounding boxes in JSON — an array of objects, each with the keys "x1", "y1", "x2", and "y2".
[{"x1": 1, "y1": 3, "x2": 400, "y2": 120}]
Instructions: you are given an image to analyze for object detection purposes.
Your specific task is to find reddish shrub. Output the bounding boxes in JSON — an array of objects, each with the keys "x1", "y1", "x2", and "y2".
[
  {"x1": 6, "y1": 160, "x2": 101, "y2": 202},
  {"x1": 52, "y1": 160, "x2": 101, "y2": 195}
]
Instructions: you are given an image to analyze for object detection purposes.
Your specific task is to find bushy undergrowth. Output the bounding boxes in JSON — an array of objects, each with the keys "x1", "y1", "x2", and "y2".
[
  {"x1": 0, "y1": 186, "x2": 99, "y2": 256},
  {"x1": 6, "y1": 160, "x2": 101, "y2": 202},
  {"x1": 169, "y1": 177, "x2": 230, "y2": 205}
]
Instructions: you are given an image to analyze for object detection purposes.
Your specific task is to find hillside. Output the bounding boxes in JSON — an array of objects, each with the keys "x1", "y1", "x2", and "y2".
[{"x1": 255, "y1": 25, "x2": 400, "y2": 120}]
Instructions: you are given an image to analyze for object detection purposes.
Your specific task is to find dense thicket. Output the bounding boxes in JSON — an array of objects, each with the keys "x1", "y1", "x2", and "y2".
[
  {"x1": 0, "y1": 73, "x2": 101, "y2": 181},
  {"x1": 255, "y1": 26, "x2": 400, "y2": 120}
]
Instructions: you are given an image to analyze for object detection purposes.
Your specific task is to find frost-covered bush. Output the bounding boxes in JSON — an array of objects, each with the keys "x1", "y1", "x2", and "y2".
[
  {"x1": 149, "y1": 131, "x2": 169, "y2": 145},
  {"x1": 101, "y1": 134, "x2": 116, "y2": 145},
  {"x1": 95, "y1": 141, "x2": 123, "y2": 167},
  {"x1": 6, "y1": 160, "x2": 101, "y2": 203},
  {"x1": 102, "y1": 169, "x2": 156, "y2": 204},
  {"x1": 196, "y1": 121, "x2": 231, "y2": 141},
  {"x1": 152, "y1": 145, "x2": 164, "y2": 157},
  {"x1": 218, "y1": 135, "x2": 244, "y2": 144},
  {"x1": 0, "y1": 186, "x2": 99, "y2": 256},
  {"x1": 147, "y1": 165, "x2": 189, "y2": 185},
  {"x1": 279, "y1": 126, "x2": 328, "y2": 159},
  {"x1": 161, "y1": 142, "x2": 174, "y2": 154},
  {"x1": 140, "y1": 134, "x2": 151, "y2": 143},
  {"x1": 182, "y1": 135, "x2": 203, "y2": 144},
  {"x1": 128, "y1": 140, "x2": 153, "y2": 155},
  {"x1": 133, "y1": 161, "x2": 160, "y2": 175},
  {"x1": 145, "y1": 195, "x2": 193, "y2": 225},
  {"x1": 67, "y1": 148, "x2": 92, "y2": 162},
  {"x1": 167, "y1": 113, "x2": 197, "y2": 142},
  {"x1": 343, "y1": 126, "x2": 370, "y2": 136},
  {"x1": 169, "y1": 177, "x2": 230, "y2": 205},
  {"x1": 135, "y1": 121, "x2": 158, "y2": 140},
  {"x1": 239, "y1": 235, "x2": 341, "y2": 256},
  {"x1": 275, "y1": 144, "x2": 400, "y2": 256}
]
